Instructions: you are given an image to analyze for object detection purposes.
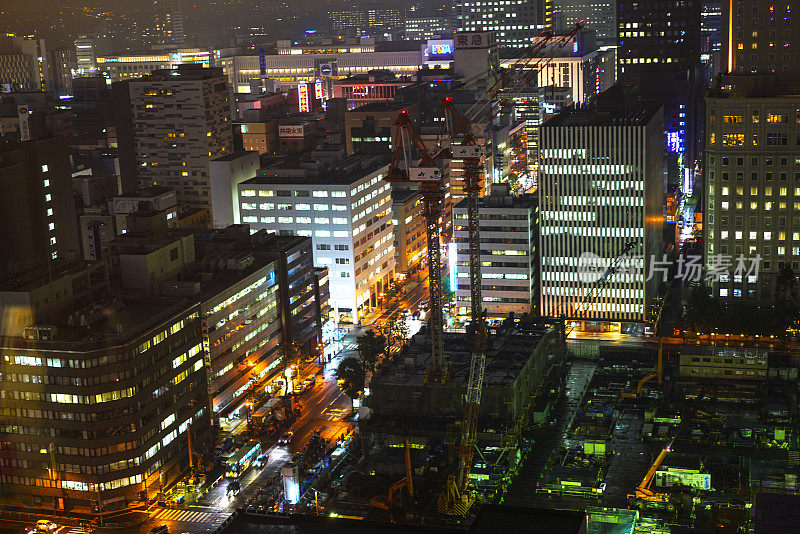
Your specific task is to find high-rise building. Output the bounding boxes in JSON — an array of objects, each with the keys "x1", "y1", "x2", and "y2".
[
  {"x1": 617, "y1": 0, "x2": 701, "y2": 73},
  {"x1": 74, "y1": 36, "x2": 99, "y2": 75},
  {"x1": 237, "y1": 154, "x2": 395, "y2": 324},
  {"x1": 113, "y1": 65, "x2": 233, "y2": 215},
  {"x1": 0, "y1": 261, "x2": 211, "y2": 512},
  {"x1": 153, "y1": 0, "x2": 185, "y2": 47},
  {"x1": 453, "y1": 0, "x2": 553, "y2": 52},
  {"x1": 46, "y1": 49, "x2": 75, "y2": 97},
  {"x1": 552, "y1": 0, "x2": 616, "y2": 45},
  {"x1": 0, "y1": 137, "x2": 80, "y2": 278},
  {"x1": 391, "y1": 189, "x2": 426, "y2": 274},
  {"x1": 704, "y1": 74, "x2": 800, "y2": 303},
  {"x1": 701, "y1": 1, "x2": 724, "y2": 82},
  {"x1": 617, "y1": 0, "x2": 703, "y2": 175},
  {"x1": 330, "y1": 6, "x2": 404, "y2": 36},
  {"x1": 722, "y1": 0, "x2": 800, "y2": 76},
  {"x1": 0, "y1": 35, "x2": 49, "y2": 92},
  {"x1": 405, "y1": 16, "x2": 452, "y2": 41},
  {"x1": 453, "y1": 183, "x2": 538, "y2": 320},
  {"x1": 538, "y1": 88, "x2": 664, "y2": 327}
]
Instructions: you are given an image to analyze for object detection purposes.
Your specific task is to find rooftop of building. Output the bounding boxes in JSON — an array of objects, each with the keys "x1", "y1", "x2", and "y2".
[
  {"x1": 371, "y1": 329, "x2": 549, "y2": 389},
  {"x1": 347, "y1": 100, "x2": 408, "y2": 113},
  {"x1": 212, "y1": 150, "x2": 259, "y2": 162},
  {"x1": 453, "y1": 183, "x2": 536, "y2": 210},
  {"x1": 542, "y1": 84, "x2": 661, "y2": 127},
  {"x1": 116, "y1": 185, "x2": 175, "y2": 199},
  {"x1": 131, "y1": 64, "x2": 224, "y2": 82},
  {"x1": 708, "y1": 73, "x2": 800, "y2": 99},
  {"x1": 391, "y1": 188, "x2": 422, "y2": 205},
  {"x1": 245, "y1": 154, "x2": 388, "y2": 186},
  {"x1": 0, "y1": 260, "x2": 104, "y2": 293}
]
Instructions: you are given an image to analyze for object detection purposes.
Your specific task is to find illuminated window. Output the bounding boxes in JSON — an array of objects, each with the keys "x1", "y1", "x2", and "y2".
[
  {"x1": 722, "y1": 134, "x2": 745, "y2": 146},
  {"x1": 723, "y1": 115, "x2": 743, "y2": 123}
]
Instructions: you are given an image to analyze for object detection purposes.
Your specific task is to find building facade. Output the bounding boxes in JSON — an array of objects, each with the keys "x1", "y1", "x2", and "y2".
[
  {"x1": 722, "y1": 0, "x2": 800, "y2": 76},
  {"x1": 453, "y1": 0, "x2": 553, "y2": 52},
  {"x1": 0, "y1": 35, "x2": 48, "y2": 92},
  {"x1": 237, "y1": 155, "x2": 395, "y2": 323},
  {"x1": 0, "y1": 136, "x2": 80, "y2": 278},
  {"x1": 553, "y1": 0, "x2": 616, "y2": 44},
  {"x1": 114, "y1": 65, "x2": 233, "y2": 216},
  {"x1": 0, "y1": 263, "x2": 210, "y2": 513},
  {"x1": 453, "y1": 184, "x2": 538, "y2": 320},
  {"x1": 391, "y1": 189, "x2": 426, "y2": 274},
  {"x1": 704, "y1": 74, "x2": 800, "y2": 303},
  {"x1": 538, "y1": 92, "x2": 664, "y2": 326}
]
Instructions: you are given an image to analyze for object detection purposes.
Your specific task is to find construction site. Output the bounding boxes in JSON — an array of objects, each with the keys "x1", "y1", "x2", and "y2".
[{"x1": 251, "y1": 25, "x2": 800, "y2": 533}]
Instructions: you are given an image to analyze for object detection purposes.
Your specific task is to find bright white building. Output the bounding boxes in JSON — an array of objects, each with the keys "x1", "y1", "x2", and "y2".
[
  {"x1": 237, "y1": 153, "x2": 395, "y2": 324},
  {"x1": 453, "y1": 183, "x2": 538, "y2": 320},
  {"x1": 538, "y1": 93, "x2": 664, "y2": 328}
]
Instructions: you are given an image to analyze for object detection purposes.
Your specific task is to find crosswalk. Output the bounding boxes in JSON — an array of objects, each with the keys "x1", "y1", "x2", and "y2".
[{"x1": 153, "y1": 508, "x2": 227, "y2": 523}]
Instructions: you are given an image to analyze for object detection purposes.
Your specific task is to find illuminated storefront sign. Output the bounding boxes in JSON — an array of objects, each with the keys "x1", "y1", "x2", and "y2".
[{"x1": 298, "y1": 82, "x2": 311, "y2": 112}]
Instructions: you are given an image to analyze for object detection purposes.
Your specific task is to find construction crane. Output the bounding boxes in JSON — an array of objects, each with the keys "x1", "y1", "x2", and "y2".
[
  {"x1": 628, "y1": 437, "x2": 677, "y2": 511},
  {"x1": 388, "y1": 113, "x2": 447, "y2": 380},
  {"x1": 390, "y1": 25, "x2": 583, "y2": 514},
  {"x1": 436, "y1": 25, "x2": 585, "y2": 514}
]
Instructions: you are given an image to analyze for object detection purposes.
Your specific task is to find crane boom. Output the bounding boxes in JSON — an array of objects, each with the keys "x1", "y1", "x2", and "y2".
[{"x1": 635, "y1": 437, "x2": 675, "y2": 497}]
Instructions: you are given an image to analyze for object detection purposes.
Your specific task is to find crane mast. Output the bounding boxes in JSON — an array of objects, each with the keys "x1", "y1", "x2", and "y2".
[
  {"x1": 439, "y1": 24, "x2": 584, "y2": 495},
  {"x1": 388, "y1": 112, "x2": 447, "y2": 378}
]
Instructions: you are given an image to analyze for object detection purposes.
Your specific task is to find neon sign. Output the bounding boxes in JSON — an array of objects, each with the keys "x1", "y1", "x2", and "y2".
[
  {"x1": 298, "y1": 82, "x2": 310, "y2": 113},
  {"x1": 431, "y1": 43, "x2": 452, "y2": 55}
]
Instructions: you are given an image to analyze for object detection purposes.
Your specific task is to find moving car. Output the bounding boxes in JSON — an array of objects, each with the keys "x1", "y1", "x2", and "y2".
[
  {"x1": 34, "y1": 520, "x2": 57, "y2": 532},
  {"x1": 278, "y1": 431, "x2": 293, "y2": 445}
]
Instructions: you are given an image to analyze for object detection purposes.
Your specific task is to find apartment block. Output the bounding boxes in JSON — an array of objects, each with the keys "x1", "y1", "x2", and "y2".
[
  {"x1": 453, "y1": 183, "x2": 538, "y2": 320},
  {"x1": 113, "y1": 64, "x2": 233, "y2": 216},
  {"x1": 237, "y1": 153, "x2": 395, "y2": 324}
]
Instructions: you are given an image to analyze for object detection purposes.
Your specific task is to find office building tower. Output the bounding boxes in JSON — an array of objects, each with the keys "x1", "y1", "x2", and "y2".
[
  {"x1": 453, "y1": 183, "x2": 538, "y2": 320},
  {"x1": 405, "y1": 15, "x2": 452, "y2": 41},
  {"x1": 261, "y1": 235, "x2": 322, "y2": 351},
  {"x1": 552, "y1": 0, "x2": 616, "y2": 44},
  {"x1": 701, "y1": 1, "x2": 723, "y2": 82},
  {"x1": 0, "y1": 136, "x2": 80, "y2": 278},
  {"x1": 453, "y1": 0, "x2": 553, "y2": 52},
  {"x1": 0, "y1": 35, "x2": 48, "y2": 92},
  {"x1": 704, "y1": 74, "x2": 800, "y2": 303},
  {"x1": 74, "y1": 36, "x2": 98, "y2": 74},
  {"x1": 237, "y1": 153, "x2": 395, "y2": 324},
  {"x1": 71, "y1": 75, "x2": 114, "y2": 141},
  {"x1": 502, "y1": 28, "x2": 602, "y2": 104},
  {"x1": 538, "y1": 88, "x2": 664, "y2": 327},
  {"x1": 330, "y1": 6, "x2": 404, "y2": 36},
  {"x1": 617, "y1": 0, "x2": 701, "y2": 72},
  {"x1": 391, "y1": 189, "x2": 426, "y2": 274},
  {"x1": 46, "y1": 49, "x2": 75, "y2": 97},
  {"x1": 113, "y1": 65, "x2": 233, "y2": 215},
  {"x1": 0, "y1": 261, "x2": 211, "y2": 512},
  {"x1": 618, "y1": 1, "x2": 703, "y2": 173},
  {"x1": 154, "y1": 0, "x2": 185, "y2": 47},
  {"x1": 722, "y1": 0, "x2": 800, "y2": 76}
]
